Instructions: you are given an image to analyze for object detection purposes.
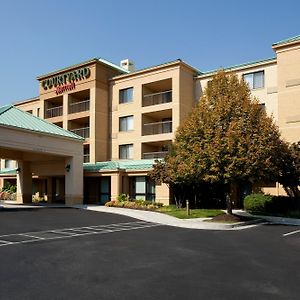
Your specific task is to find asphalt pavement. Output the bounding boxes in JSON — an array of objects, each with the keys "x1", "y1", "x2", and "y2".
[{"x1": 0, "y1": 208, "x2": 299, "y2": 300}]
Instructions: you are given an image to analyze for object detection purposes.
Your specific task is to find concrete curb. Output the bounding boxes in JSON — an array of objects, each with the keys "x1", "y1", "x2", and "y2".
[
  {"x1": 233, "y1": 210, "x2": 300, "y2": 226},
  {"x1": 0, "y1": 201, "x2": 71, "y2": 210},
  {"x1": 74, "y1": 205, "x2": 265, "y2": 231},
  {"x1": 251, "y1": 214, "x2": 300, "y2": 226}
]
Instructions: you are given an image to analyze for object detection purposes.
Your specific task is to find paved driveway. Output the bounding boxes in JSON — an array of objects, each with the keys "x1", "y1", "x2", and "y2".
[{"x1": 0, "y1": 208, "x2": 299, "y2": 300}]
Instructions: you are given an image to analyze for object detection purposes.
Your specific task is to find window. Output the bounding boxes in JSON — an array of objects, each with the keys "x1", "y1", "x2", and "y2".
[
  {"x1": 4, "y1": 160, "x2": 14, "y2": 169},
  {"x1": 162, "y1": 118, "x2": 172, "y2": 133},
  {"x1": 243, "y1": 71, "x2": 264, "y2": 89},
  {"x1": 130, "y1": 176, "x2": 156, "y2": 201},
  {"x1": 119, "y1": 87, "x2": 133, "y2": 104},
  {"x1": 37, "y1": 108, "x2": 40, "y2": 117},
  {"x1": 119, "y1": 115, "x2": 134, "y2": 131},
  {"x1": 100, "y1": 177, "x2": 110, "y2": 204},
  {"x1": 119, "y1": 144, "x2": 133, "y2": 159}
]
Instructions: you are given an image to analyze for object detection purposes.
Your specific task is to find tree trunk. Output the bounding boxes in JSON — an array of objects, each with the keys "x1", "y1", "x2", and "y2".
[{"x1": 226, "y1": 193, "x2": 232, "y2": 215}]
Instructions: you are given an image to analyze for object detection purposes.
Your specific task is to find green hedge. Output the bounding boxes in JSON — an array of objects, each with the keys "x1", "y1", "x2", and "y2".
[
  {"x1": 244, "y1": 193, "x2": 300, "y2": 214},
  {"x1": 244, "y1": 194, "x2": 273, "y2": 213}
]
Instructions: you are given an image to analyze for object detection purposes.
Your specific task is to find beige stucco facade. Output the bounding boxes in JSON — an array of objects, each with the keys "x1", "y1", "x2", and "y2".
[
  {"x1": 0, "y1": 122, "x2": 83, "y2": 205},
  {"x1": 1, "y1": 35, "x2": 300, "y2": 205},
  {"x1": 110, "y1": 61, "x2": 197, "y2": 161}
]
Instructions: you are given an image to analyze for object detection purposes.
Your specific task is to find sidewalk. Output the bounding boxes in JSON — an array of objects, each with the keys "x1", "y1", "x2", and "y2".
[{"x1": 74, "y1": 205, "x2": 263, "y2": 231}]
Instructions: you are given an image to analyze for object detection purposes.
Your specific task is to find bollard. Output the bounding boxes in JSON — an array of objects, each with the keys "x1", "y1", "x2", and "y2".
[{"x1": 186, "y1": 200, "x2": 190, "y2": 216}]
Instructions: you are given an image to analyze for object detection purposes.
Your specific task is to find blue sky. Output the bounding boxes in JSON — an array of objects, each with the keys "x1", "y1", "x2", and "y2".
[{"x1": 0, "y1": 0, "x2": 299, "y2": 105}]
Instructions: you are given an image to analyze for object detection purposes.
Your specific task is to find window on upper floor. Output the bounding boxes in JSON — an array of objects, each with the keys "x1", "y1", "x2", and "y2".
[
  {"x1": 119, "y1": 87, "x2": 133, "y2": 104},
  {"x1": 243, "y1": 71, "x2": 264, "y2": 89},
  {"x1": 4, "y1": 160, "x2": 14, "y2": 169},
  {"x1": 119, "y1": 144, "x2": 133, "y2": 159},
  {"x1": 119, "y1": 115, "x2": 134, "y2": 132}
]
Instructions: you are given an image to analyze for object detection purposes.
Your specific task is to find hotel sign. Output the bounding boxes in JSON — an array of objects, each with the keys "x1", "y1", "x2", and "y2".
[{"x1": 41, "y1": 67, "x2": 91, "y2": 94}]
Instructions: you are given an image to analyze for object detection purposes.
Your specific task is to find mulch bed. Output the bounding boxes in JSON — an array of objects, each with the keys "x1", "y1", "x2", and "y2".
[{"x1": 210, "y1": 213, "x2": 253, "y2": 223}]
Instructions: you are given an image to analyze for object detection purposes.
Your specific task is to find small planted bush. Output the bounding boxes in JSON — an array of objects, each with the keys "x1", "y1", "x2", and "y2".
[
  {"x1": 0, "y1": 183, "x2": 17, "y2": 201},
  {"x1": 116, "y1": 193, "x2": 127, "y2": 202},
  {"x1": 244, "y1": 193, "x2": 273, "y2": 213},
  {"x1": 1, "y1": 182, "x2": 16, "y2": 194},
  {"x1": 105, "y1": 195, "x2": 163, "y2": 210}
]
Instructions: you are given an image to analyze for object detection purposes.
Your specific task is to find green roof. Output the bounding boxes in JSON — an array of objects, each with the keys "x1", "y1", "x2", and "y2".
[
  {"x1": 273, "y1": 35, "x2": 300, "y2": 46},
  {"x1": 0, "y1": 168, "x2": 17, "y2": 175},
  {"x1": 0, "y1": 105, "x2": 84, "y2": 141},
  {"x1": 84, "y1": 159, "x2": 157, "y2": 172},
  {"x1": 0, "y1": 160, "x2": 156, "y2": 175},
  {"x1": 200, "y1": 57, "x2": 276, "y2": 76},
  {"x1": 37, "y1": 57, "x2": 129, "y2": 79}
]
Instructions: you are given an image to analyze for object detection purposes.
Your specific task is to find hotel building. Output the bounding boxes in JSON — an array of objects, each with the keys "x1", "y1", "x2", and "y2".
[{"x1": 0, "y1": 35, "x2": 300, "y2": 205}]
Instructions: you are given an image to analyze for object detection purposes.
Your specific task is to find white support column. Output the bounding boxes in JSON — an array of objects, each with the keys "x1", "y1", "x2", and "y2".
[
  {"x1": 65, "y1": 155, "x2": 83, "y2": 205},
  {"x1": 16, "y1": 161, "x2": 32, "y2": 204}
]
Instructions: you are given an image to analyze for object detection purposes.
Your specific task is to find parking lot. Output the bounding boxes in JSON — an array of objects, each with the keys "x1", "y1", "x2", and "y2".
[{"x1": 0, "y1": 207, "x2": 299, "y2": 300}]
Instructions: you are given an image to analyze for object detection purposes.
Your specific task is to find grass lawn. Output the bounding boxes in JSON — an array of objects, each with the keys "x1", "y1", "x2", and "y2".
[{"x1": 156, "y1": 205, "x2": 225, "y2": 219}]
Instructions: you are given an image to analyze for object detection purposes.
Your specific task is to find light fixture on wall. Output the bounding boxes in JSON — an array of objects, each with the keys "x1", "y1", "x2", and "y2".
[
  {"x1": 16, "y1": 167, "x2": 21, "y2": 174},
  {"x1": 65, "y1": 164, "x2": 71, "y2": 172}
]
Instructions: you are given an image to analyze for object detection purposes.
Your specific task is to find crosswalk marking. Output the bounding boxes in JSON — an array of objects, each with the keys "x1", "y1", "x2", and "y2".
[{"x1": 0, "y1": 221, "x2": 160, "y2": 248}]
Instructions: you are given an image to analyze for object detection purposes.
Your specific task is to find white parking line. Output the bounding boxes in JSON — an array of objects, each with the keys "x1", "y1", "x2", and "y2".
[
  {"x1": 283, "y1": 229, "x2": 300, "y2": 237},
  {"x1": 21, "y1": 234, "x2": 45, "y2": 240},
  {"x1": 0, "y1": 221, "x2": 160, "y2": 247}
]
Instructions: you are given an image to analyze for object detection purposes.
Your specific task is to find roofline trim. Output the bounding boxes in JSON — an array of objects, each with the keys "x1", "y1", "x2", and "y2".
[
  {"x1": 0, "y1": 105, "x2": 84, "y2": 141},
  {"x1": 272, "y1": 35, "x2": 300, "y2": 48},
  {"x1": 36, "y1": 57, "x2": 129, "y2": 80},
  {"x1": 0, "y1": 104, "x2": 13, "y2": 116},
  {"x1": 110, "y1": 59, "x2": 201, "y2": 81},
  {"x1": 0, "y1": 122, "x2": 84, "y2": 142},
  {"x1": 13, "y1": 96, "x2": 40, "y2": 106},
  {"x1": 197, "y1": 57, "x2": 277, "y2": 79}
]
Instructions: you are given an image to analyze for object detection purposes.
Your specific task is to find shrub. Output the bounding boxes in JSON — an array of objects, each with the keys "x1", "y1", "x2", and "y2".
[
  {"x1": 244, "y1": 193, "x2": 300, "y2": 214},
  {"x1": 134, "y1": 199, "x2": 152, "y2": 206},
  {"x1": 32, "y1": 196, "x2": 46, "y2": 203},
  {"x1": 116, "y1": 194, "x2": 128, "y2": 202},
  {"x1": 104, "y1": 199, "x2": 163, "y2": 210},
  {"x1": 123, "y1": 201, "x2": 139, "y2": 209},
  {"x1": 0, "y1": 191, "x2": 16, "y2": 201},
  {"x1": 1, "y1": 182, "x2": 16, "y2": 193},
  {"x1": 244, "y1": 193, "x2": 273, "y2": 213},
  {"x1": 105, "y1": 201, "x2": 115, "y2": 207},
  {"x1": 266, "y1": 196, "x2": 300, "y2": 213}
]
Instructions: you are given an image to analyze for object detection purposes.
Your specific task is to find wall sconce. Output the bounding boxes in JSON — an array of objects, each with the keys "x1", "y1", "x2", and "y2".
[
  {"x1": 16, "y1": 167, "x2": 21, "y2": 174},
  {"x1": 65, "y1": 164, "x2": 71, "y2": 172}
]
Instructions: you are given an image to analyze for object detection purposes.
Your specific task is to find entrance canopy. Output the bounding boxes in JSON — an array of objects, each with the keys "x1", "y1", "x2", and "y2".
[{"x1": 0, "y1": 105, "x2": 84, "y2": 204}]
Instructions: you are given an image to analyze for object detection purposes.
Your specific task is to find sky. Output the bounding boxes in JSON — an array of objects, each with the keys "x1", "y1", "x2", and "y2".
[{"x1": 0, "y1": 0, "x2": 299, "y2": 105}]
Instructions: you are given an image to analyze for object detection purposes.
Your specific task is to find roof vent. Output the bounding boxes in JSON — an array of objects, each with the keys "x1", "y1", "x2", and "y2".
[{"x1": 120, "y1": 59, "x2": 135, "y2": 72}]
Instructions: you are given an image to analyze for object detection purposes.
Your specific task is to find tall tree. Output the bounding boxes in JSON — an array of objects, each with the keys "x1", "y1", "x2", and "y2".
[
  {"x1": 279, "y1": 141, "x2": 300, "y2": 198},
  {"x1": 150, "y1": 71, "x2": 289, "y2": 213}
]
